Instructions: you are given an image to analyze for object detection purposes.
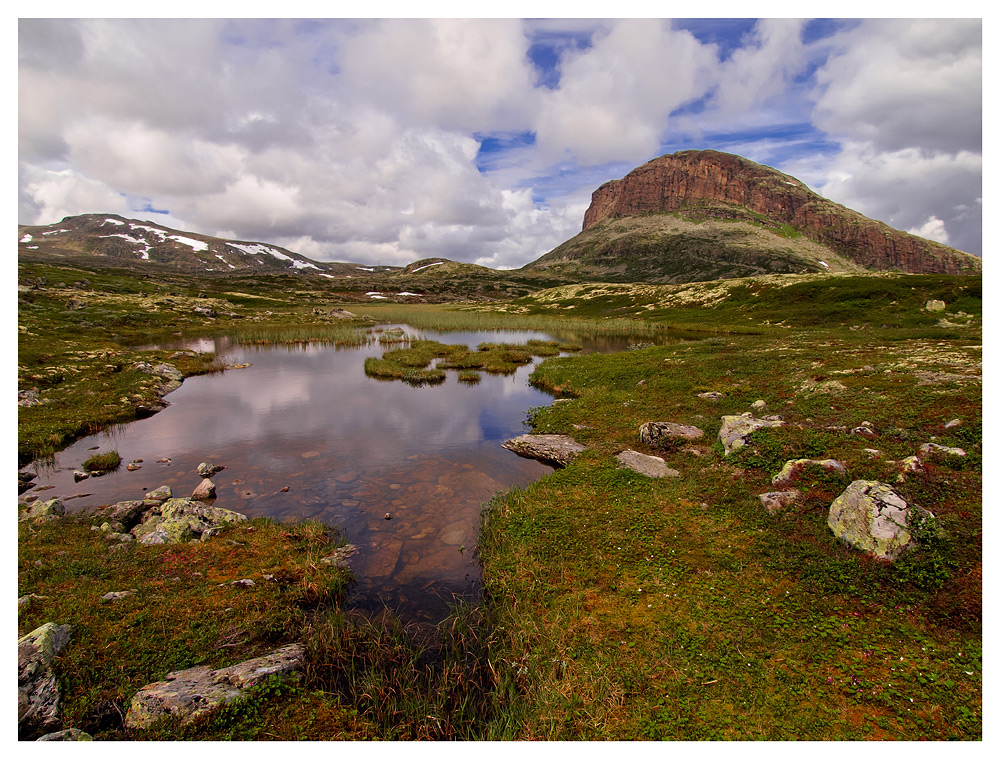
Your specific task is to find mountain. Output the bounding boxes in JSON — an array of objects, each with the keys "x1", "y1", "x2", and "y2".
[
  {"x1": 16, "y1": 213, "x2": 386, "y2": 277},
  {"x1": 523, "y1": 150, "x2": 981, "y2": 283}
]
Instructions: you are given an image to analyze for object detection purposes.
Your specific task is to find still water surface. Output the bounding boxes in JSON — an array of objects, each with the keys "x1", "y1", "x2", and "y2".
[{"x1": 26, "y1": 326, "x2": 690, "y2": 620}]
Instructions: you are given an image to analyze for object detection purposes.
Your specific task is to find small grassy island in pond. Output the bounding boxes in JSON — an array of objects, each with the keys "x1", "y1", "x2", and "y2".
[{"x1": 82, "y1": 450, "x2": 122, "y2": 472}]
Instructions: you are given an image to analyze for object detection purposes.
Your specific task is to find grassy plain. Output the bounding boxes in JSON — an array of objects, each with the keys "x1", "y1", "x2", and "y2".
[{"x1": 18, "y1": 262, "x2": 981, "y2": 740}]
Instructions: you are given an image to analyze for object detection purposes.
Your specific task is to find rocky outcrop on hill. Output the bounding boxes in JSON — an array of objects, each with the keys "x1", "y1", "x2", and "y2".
[{"x1": 581, "y1": 150, "x2": 980, "y2": 275}]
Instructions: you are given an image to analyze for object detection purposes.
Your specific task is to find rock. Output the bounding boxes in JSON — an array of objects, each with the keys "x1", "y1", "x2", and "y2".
[
  {"x1": 943, "y1": 419, "x2": 963, "y2": 429},
  {"x1": 191, "y1": 478, "x2": 217, "y2": 501},
  {"x1": 37, "y1": 728, "x2": 93, "y2": 741},
  {"x1": 615, "y1": 450, "x2": 679, "y2": 478},
  {"x1": 65, "y1": 297, "x2": 86, "y2": 310},
  {"x1": 925, "y1": 299, "x2": 946, "y2": 312},
  {"x1": 197, "y1": 462, "x2": 225, "y2": 477},
  {"x1": 101, "y1": 591, "x2": 135, "y2": 602},
  {"x1": 97, "y1": 500, "x2": 151, "y2": 529},
  {"x1": 125, "y1": 643, "x2": 307, "y2": 730},
  {"x1": 638, "y1": 422, "x2": 704, "y2": 447},
  {"x1": 73, "y1": 470, "x2": 89, "y2": 482},
  {"x1": 320, "y1": 544, "x2": 357, "y2": 569},
  {"x1": 919, "y1": 442, "x2": 966, "y2": 457},
  {"x1": 18, "y1": 623, "x2": 73, "y2": 739},
  {"x1": 126, "y1": 462, "x2": 141, "y2": 471},
  {"x1": 697, "y1": 391, "x2": 725, "y2": 400},
  {"x1": 502, "y1": 434, "x2": 586, "y2": 468},
  {"x1": 19, "y1": 498, "x2": 65, "y2": 523},
  {"x1": 132, "y1": 498, "x2": 247, "y2": 545},
  {"x1": 717, "y1": 413, "x2": 784, "y2": 456},
  {"x1": 827, "y1": 480, "x2": 934, "y2": 560},
  {"x1": 851, "y1": 425, "x2": 877, "y2": 439},
  {"x1": 759, "y1": 490, "x2": 801, "y2": 514},
  {"x1": 144, "y1": 485, "x2": 173, "y2": 504},
  {"x1": 771, "y1": 458, "x2": 847, "y2": 485},
  {"x1": 328, "y1": 308, "x2": 358, "y2": 319},
  {"x1": 750, "y1": 400, "x2": 768, "y2": 412}
]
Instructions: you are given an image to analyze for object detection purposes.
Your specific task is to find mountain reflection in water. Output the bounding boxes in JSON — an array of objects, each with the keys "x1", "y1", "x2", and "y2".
[{"x1": 24, "y1": 327, "x2": 697, "y2": 621}]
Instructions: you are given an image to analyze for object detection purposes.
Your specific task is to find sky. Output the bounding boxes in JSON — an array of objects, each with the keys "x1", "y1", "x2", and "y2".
[{"x1": 17, "y1": 14, "x2": 984, "y2": 268}]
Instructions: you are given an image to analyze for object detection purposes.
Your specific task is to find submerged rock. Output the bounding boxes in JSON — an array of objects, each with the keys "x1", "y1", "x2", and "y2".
[
  {"x1": 615, "y1": 450, "x2": 679, "y2": 478},
  {"x1": 19, "y1": 623, "x2": 73, "y2": 739},
  {"x1": 827, "y1": 480, "x2": 934, "y2": 560},
  {"x1": 717, "y1": 413, "x2": 785, "y2": 456},
  {"x1": 125, "y1": 643, "x2": 307, "y2": 730},
  {"x1": 502, "y1": 434, "x2": 586, "y2": 468}
]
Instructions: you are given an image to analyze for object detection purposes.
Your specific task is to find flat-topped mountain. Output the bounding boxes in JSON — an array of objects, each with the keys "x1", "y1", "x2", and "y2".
[{"x1": 524, "y1": 150, "x2": 980, "y2": 283}]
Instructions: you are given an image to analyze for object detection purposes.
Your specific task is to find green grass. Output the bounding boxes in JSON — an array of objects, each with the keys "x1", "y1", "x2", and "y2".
[
  {"x1": 82, "y1": 450, "x2": 121, "y2": 472},
  {"x1": 18, "y1": 259, "x2": 981, "y2": 740}
]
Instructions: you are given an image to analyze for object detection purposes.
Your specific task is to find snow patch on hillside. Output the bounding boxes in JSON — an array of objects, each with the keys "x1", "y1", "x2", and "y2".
[{"x1": 169, "y1": 235, "x2": 208, "y2": 252}]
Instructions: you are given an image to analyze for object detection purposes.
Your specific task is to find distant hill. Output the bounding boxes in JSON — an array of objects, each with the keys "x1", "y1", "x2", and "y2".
[
  {"x1": 16, "y1": 213, "x2": 396, "y2": 278},
  {"x1": 522, "y1": 150, "x2": 981, "y2": 284}
]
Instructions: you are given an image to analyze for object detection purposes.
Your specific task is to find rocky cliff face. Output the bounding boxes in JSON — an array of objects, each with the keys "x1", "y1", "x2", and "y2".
[{"x1": 582, "y1": 151, "x2": 980, "y2": 275}]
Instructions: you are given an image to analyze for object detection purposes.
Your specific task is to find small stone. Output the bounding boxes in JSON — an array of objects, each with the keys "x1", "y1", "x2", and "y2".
[
  {"x1": 638, "y1": 422, "x2": 704, "y2": 447},
  {"x1": 919, "y1": 442, "x2": 966, "y2": 457},
  {"x1": 73, "y1": 471, "x2": 89, "y2": 482},
  {"x1": 943, "y1": 419, "x2": 963, "y2": 429},
  {"x1": 191, "y1": 478, "x2": 217, "y2": 501},
  {"x1": 384, "y1": 513, "x2": 392, "y2": 520},
  {"x1": 197, "y1": 462, "x2": 225, "y2": 478},
  {"x1": 925, "y1": 299, "x2": 946, "y2": 312},
  {"x1": 759, "y1": 490, "x2": 801, "y2": 514},
  {"x1": 750, "y1": 400, "x2": 767, "y2": 412},
  {"x1": 127, "y1": 463, "x2": 141, "y2": 471},
  {"x1": 697, "y1": 391, "x2": 725, "y2": 400},
  {"x1": 101, "y1": 590, "x2": 135, "y2": 603}
]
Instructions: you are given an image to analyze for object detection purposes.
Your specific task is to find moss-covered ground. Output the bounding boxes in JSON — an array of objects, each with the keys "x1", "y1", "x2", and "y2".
[{"x1": 18, "y1": 261, "x2": 981, "y2": 740}]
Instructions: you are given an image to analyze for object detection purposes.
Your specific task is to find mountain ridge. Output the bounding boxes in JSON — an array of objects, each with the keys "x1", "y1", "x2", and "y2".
[{"x1": 575, "y1": 150, "x2": 979, "y2": 275}]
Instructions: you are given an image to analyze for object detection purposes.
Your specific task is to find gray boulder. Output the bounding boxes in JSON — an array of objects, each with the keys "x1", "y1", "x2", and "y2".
[
  {"x1": 717, "y1": 413, "x2": 785, "y2": 456},
  {"x1": 827, "y1": 480, "x2": 934, "y2": 560},
  {"x1": 37, "y1": 728, "x2": 93, "y2": 741},
  {"x1": 615, "y1": 450, "x2": 680, "y2": 478},
  {"x1": 19, "y1": 623, "x2": 73, "y2": 739},
  {"x1": 919, "y1": 442, "x2": 967, "y2": 457},
  {"x1": 771, "y1": 458, "x2": 847, "y2": 486},
  {"x1": 132, "y1": 498, "x2": 247, "y2": 545},
  {"x1": 759, "y1": 490, "x2": 801, "y2": 514},
  {"x1": 19, "y1": 498, "x2": 65, "y2": 523},
  {"x1": 502, "y1": 434, "x2": 586, "y2": 468},
  {"x1": 638, "y1": 422, "x2": 704, "y2": 447},
  {"x1": 125, "y1": 643, "x2": 306, "y2": 730}
]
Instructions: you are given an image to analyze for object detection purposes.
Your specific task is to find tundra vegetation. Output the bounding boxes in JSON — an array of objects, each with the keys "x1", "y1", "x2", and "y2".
[{"x1": 18, "y1": 260, "x2": 981, "y2": 740}]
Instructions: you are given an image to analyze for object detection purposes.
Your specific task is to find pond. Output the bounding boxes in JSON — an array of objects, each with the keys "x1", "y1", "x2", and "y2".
[{"x1": 23, "y1": 326, "x2": 695, "y2": 621}]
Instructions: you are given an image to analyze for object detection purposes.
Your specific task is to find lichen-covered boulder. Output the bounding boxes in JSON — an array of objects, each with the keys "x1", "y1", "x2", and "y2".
[
  {"x1": 125, "y1": 644, "x2": 306, "y2": 730},
  {"x1": 771, "y1": 458, "x2": 847, "y2": 486},
  {"x1": 717, "y1": 413, "x2": 784, "y2": 456},
  {"x1": 827, "y1": 480, "x2": 934, "y2": 560},
  {"x1": 197, "y1": 462, "x2": 225, "y2": 478},
  {"x1": 19, "y1": 498, "x2": 65, "y2": 523},
  {"x1": 615, "y1": 450, "x2": 680, "y2": 478},
  {"x1": 37, "y1": 728, "x2": 93, "y2": 741},
  {"x1": 143, "y1": 485, "x2": 173, "y2": 505},
  {"x1": 638, "y1": 422, "x2": 704, "y2": 447},
  {"x1": 502, "y1": 434, "x2": 585, "y2": 468},
  {"x1": 132, "y1": 498, "x2": 247, "y2": 544},
  {"x1": 19, "y1": 623, "x2": 73, "y2": 739}
]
